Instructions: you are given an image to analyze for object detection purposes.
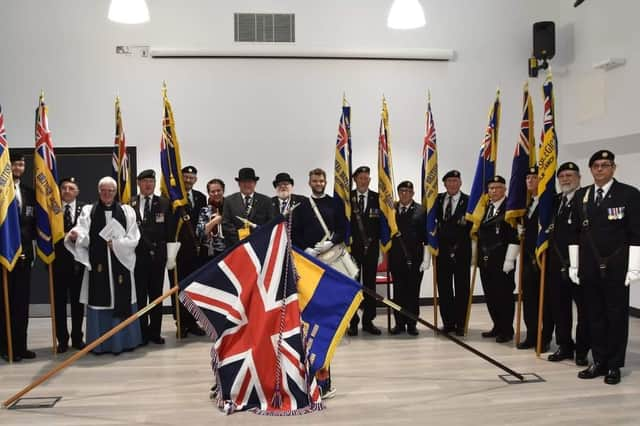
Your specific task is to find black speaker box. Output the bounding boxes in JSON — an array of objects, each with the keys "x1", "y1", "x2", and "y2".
[{"x1": 533, "y1": 21, "x2": 555, "y2": 60}]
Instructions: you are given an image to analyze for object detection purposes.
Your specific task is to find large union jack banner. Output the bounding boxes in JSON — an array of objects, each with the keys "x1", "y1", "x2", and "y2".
[
  {"x1": 111, "y1": 96, "x2": 131, "y2": 204},
  {"x1": 179, "y1": 219, "x2": 321, "y2": 415}
]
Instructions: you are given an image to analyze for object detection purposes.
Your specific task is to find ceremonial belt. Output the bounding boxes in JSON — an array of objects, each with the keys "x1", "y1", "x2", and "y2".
[{"x1": 580, "y1": 187, "x2": 625, "y2": 279}]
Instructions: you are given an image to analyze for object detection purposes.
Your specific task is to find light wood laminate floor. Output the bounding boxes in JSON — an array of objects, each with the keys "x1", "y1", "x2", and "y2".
[{"x1": 1, "y1": 306, "x2": 639, "y2": 425}]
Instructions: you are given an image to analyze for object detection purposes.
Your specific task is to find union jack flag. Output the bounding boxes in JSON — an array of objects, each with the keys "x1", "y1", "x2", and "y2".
[
  {"x1": 159, "y1": 87, "x2": 188, "y2": 212},
  {"x1": 180, "y1": 219, "x2": 321, "y2": 415},
  {"x1": 112, "y1": 97, "x2": 131, "y2": 204},
  {"x1": 378, "y1": 98, "x2": 398, "y2": 252},
  {"x1": 333, "y1": 102, "x2": 352, "y2": 245},
  {"x1": 422, "y1": 94, "x2": 438, "y2": 255}
]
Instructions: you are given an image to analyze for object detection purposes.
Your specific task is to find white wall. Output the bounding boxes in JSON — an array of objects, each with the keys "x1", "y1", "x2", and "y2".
[{"x1": 1, "y1": 1, "x2": 638, "y2": 305}]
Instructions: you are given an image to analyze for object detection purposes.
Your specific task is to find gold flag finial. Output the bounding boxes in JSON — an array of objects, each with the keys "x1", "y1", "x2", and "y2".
[
  {"x1": 496, "y1": 88, "x2": 501, "y2": 98},
  {"x1": 427, "y1": 89, "x2": 431, "y2": 103},
  {"x1": 523, "y1": 81, "x2": 529, "y2": 91},
  {"x1": 39, "y1": 90, "x2": 45, "y2": 103},
  {"x1": 342, "y1": 92, "x2": 348, "y2": 106},
  {"x1": 162, "y1": 81, "x2": 168, "y2": 98}
]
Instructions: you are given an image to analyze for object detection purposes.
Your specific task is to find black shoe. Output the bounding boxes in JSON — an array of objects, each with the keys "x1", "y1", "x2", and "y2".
[
  {"x1": 72, "y1": 340, "x2": 86, "y2": 350},
  {"x1": 19, "y1": 350, "x2": 36, "y2": 359},
  {"x1": 57, "y1": 344, "x2": 68, "y2": 354},
  {"x1": 362, "y1": 323, "x2": 382, "y2": 335},
  {"x1": 575, "y1": 355, "x2": 589, "y2": 366},
  {"x1": 347, "y1": 324, "x2": 358, "y2": 336},
  {"x1": 604, "y1": 368, "x2": 621, "y2": 385},
  {"x1": 439, "y1": 325, "x2": 456, "y2": 334},
  {"x1": 407, "y1": 326, "x2": 419, "y2": 336},
  {"x1": 548, "y1": 347, "x2": 574, "y2": 362},
  {"x1": 517, "y1": 340, "x2": 535, "y2": 350},
  {"x1": 389, "y1": 325, "x2": 405, "y2": 335},
  {"x1": 578, "y1": 363, "x2": 607, "y2": 379},
  {"x1": 481, "y1": 329, "x2": 498, "y2": 338},
  {"x1": 189, "y1": 327, "x2": 206, "y2": 337},
  {"x1": 455, "y1": 328, "x2": 465, "y2": 336},
  {"x1": 150, "y1": 336, "x2": 166, "y2": 345},
  {"x1": 496, "y1": 335, "x2": 513, "y2": 343}
]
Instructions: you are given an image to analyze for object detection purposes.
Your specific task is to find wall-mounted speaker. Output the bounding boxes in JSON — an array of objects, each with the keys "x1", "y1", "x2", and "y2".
[{"x1": 533, "y1": 21, "x2": 555, "y2": 60}]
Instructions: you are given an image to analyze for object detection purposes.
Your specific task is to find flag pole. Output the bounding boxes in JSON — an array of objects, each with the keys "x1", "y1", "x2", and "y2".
[
  {"x1": 2, "y1": 286, "x2": 181, "y2": 408},
  {"x1": 173, "y1": 268, "x2": 182, "y2": 339},
  {"x1": 47, "y1": 264, "x2": 57, "y2": 354},
  {"x1": 2, "y1": 267, "x2": 13, "y2": 363},
  {"x1": 535, "y1": 252, "x2": 548, "y2": 357},
  {"x1": 431, "y1": 254, "x2": 438, "y2": 333},
  {"x1": 514, "y1": 225, "x2": 525, "y2": 346},
  {"x1": 464, "y1": 264, "x2": 477, "y2": 335}
]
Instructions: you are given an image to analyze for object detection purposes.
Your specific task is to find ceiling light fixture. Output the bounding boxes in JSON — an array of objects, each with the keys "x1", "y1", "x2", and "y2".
[
  {"x1": 387, "y1": 0, "x2": 426, "y2": 30},
  {"x1": 108, "y1": 0, "x2": 150, "y2": 24}
]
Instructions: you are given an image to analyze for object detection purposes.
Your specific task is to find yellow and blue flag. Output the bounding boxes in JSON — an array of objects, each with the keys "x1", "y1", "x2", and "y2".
[
  {"x1": 422, "y1": 93, "x2": 439, "y2": 255},
  {"x1": 293, "y1": 247, "x2": 363, "y2": 376},
  {"x1": 378, "y1": 98, "x2": 398, "y2": 252},
  {"x1": 0, "y1": 105, "x2": 22, "y2": 271},
  {"x1": 112, "y1": 97, "x2": 131, "y2": 204},
  {"x1": 333, "y1": 100, "x2": 352, "y2": 245},
  {"x1": 159, "y1": 85, "x2": 188, "y2": 212},
  {"x1": 34, "y1": 94, "x2": 64, "y2": 264},
  {"x1": 465, "y1": 91, "x2": 501, "y2": 234},
  {"x1": 505, "y1": 83, "x2": 536, "y2": 227},
  {"x1": 535, "y1": 72, "x2": 558, "y2": 264}
]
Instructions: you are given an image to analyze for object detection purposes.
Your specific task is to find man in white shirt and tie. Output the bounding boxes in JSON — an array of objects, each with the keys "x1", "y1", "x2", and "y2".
[
  {"x1": 270, "y1": 172, "x2": 305, "y2": 218},
  {"x1": 52, "y1": 177, "x2": 86, "y2": 353}
]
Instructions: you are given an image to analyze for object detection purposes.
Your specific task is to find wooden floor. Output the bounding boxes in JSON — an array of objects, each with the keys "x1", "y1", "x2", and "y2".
[{"x1": 1, "y1": 306, "x2": 639, "y2": 425}]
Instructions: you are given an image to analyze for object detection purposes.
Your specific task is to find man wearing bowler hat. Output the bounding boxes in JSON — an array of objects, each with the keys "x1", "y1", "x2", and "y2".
[
  {"x1": 568, "y1": 150, "x2": 640, "y2": 384},
  {"x1": 52, "y1": 177, "x2": 86, "y2": 353},
  {"x1": 270, "y1": 172, "x2": 306, "y2": 218},
  {"x1": 222, "y1": 167, "x2": 274, "y2": 246}
]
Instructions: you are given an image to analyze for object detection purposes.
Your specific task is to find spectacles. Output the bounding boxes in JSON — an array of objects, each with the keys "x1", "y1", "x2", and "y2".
[{"x1": 591, "y1": 162, "x2": 613, "y2": 169}]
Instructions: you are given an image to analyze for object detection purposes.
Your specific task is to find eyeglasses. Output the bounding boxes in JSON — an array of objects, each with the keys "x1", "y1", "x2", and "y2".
[{"x1": 591, "y1": 162, "x2": 613, "y2": 169}]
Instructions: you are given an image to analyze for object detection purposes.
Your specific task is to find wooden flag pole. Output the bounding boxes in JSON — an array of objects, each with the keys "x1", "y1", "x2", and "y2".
[
  {"x1": 535, "y1": 252, "x2": 547, "y2": 357},
  {"x1": 2, "y1": 286, "x2": 180, "y2": 408},
  {"x1": 173, "y1": 268, "x2": 182, "y2": 339},
  {"x1": 464, "y1": 265, "x2": 478, "y2": 335},
  {"x1": 431, "y1": 254, "x2": 438, "y2": 334},
  {"x1": 514, "y1": 238, "x2": 525, "y2": 346},
  {"x1": 47, "y1": 264, "x2": 57, "y2": 354},
  {"x1": 2, "y1": 267, "x2": 13, "y2": 363}
]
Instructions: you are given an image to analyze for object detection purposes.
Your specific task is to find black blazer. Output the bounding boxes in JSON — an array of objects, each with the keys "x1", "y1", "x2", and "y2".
[
  {"x1": 477, "y1": 198, "x2": 518, "y2": 270},
  {"x1": 390, "y1": 200, "x2": 427, "y2": 265},
  {"x1": 435, "y1": 191, "x2": 471, "y2": 258},
  {"x1": 270, "y1": 194, "x2": 307, "y2": 217},
  {"x1": 548, "y1": 192, "x2": 577, "y2": 268},
  {"x1": 570, "y1": 180, "x2": 640, "y2": 282},
  {"x1": 222, "y1": 191, "x2": 275, "y2": 246},
  {"x1": 130, "y1": 194, "x2": 175, "y2": 261},
  {"x1": 54, "y1": 200, "x2": 84, "y2": 268},
  {"x1": 17, "y1": 183, "x2": 37, "y2": 263},
  {"x1": 349, "y1": 189, "x2": 381, "y2": 257}
]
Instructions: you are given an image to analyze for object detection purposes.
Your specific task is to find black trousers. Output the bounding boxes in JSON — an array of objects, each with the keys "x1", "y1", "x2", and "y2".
[
  {"x1": 0, "y1": 258, "x2": 32, "y2": 356},
  {"x1": 135, "y1": 254, "x2": 167, "y2": 341},
  {"x1": 548, "y1": 266, "x2": 590, "y2": 355},
  {"x1": 350, "y1": 245, "x2": 379, "y2": 327},
  {"x1": 53, "y1": 258, "x2": 84, "y2": 346},
  {"x1": 479, "y1": 264, "x2": 515, "y2": 338},
  {"x1": 582, "y1": 276, "x2": 629, "y2": 368},
  {"x1": 390, "y1": 259, "x2": 422, "y2": 328},
  {"x1": 436, "y1": 254, "x2": 470, "y2": 329},
  {"x1": 521, "y1": 260, "x2": 554, "y2": 344},
  {"x1": 170, "y1": 255, "x2": 200, "y2": 332}
]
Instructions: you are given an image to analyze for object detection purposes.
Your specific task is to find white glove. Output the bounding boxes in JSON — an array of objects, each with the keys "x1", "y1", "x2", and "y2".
[
  {"x1": 314, "y1": 240, "x2": 334, "y2": 254},
  {"x1": 625, "y1": 245, "x2": 640, "y2": 286},
  {"x1": 378, "y1": 250, "x2": 384, "y2": 265},
  {"x1": 304, "y1": 247, "x2": 319, "y2": 257},
  {"x1": 502, "y1": 244, "x2": 519, "y2": 273},
  {"x1": 471, "y1": 239, "x2": 478, "y2": 267},
  {"x1": 568, "y1": 244, "x2": 580, "y2": 285},
  {"x1": 166, "y1": 242, "x2": 181, "y2": 270},
  {"x1": 419, "y1": 246, "x2": 431, "y2": 272},
  {"x1": 516, "y1": 224, "x2": 525, "y2": 239}
]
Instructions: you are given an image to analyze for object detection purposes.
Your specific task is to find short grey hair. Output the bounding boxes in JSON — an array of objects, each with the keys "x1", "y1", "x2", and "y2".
[{"x1": 97, "y1": 176, "x2": 117, "y2": 190}]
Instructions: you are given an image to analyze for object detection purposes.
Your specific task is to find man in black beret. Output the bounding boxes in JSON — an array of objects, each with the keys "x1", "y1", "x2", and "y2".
[
  {"x1": 547, "y1": 162, "x2": 590, "y2": 365},
  {"x1": 131, "y1": 169, "x2": 176, "y2": 344},
  {"x1": 348, "y1": 166, "x2": 382, "y2": 336},
  {"x1": 569, "y1": 150, "x2": 640, "y2": 384},
  {"x1": 388, "y1": 181, "x2": 427, "y2": 335},
  {"x1": 52, "y1": 177, "x2": 86, "y2": 353},
  {"x1": 1, "y1": 152, "x2": 37, "y2": 362},
  {"x1": 222, "y1": 167, "x2": 274, "y2": 246},
  {"x1": 476, "y1": 175, "x2": 519, "y2": 343},
  {"x1": 432, "y1": 170, "x2": 471, "y2": 336},
  {"x1": 516, "y1": 166, "x2": 553, "y2": 352}
]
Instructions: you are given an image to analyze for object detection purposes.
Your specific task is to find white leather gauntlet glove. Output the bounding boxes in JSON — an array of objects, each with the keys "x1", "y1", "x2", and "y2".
[
  {"x1": 304, "y1": 247, "x2": 319, "y2": 257},
  {"x1": 419, "y1": 246, "x2": 431, "y2": 272},
  {"x1": 625, "y1": 245, "x2": 640, "y2": 286},
  {"x1": 502, "y1": 244, "x2": 519, "y2": 273},
  {"x1": 314, "y1": 241, "x2": 334, "y2": 254},
  {"x1": 568, "y1": 244, "x2": 580, "y2": 285},
  {"x1": 166, "y1": 242, "x2": 181, "y2": 270}
]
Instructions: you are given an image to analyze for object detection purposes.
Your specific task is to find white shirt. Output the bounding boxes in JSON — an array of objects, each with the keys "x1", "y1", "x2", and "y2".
[
  {"x1": 356, "y1": 190, "x2": 369, "y2": 211},
  {"x1": 527, "y1": 196, "x2": 539, "y2": 219},
  {"x1": 488, "y1": 196, "x2": 506, "y2": 217},
  {"x1": 443, "y1": 192, "x2": 461, "y2": 215},
  {"x1": 14, "y1": 179, "x2": 23, "y2": 210},
  {"x1": 63, "y1": 200, "x2": 77, "y2": 223},
  {"x1": 139, "y1": 195, "x2": 152, "y2": 220},
  {"x1": 595, "y1": 179, "x2": 614, "y2": 200}
]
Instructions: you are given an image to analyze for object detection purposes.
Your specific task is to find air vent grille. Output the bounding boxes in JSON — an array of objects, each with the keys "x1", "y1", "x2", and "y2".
[{"x1": 234, "y1": 13, "x2": 295, "y2": 43}]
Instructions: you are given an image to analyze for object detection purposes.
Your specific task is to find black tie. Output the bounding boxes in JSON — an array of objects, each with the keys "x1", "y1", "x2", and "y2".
[
  {"x1": 280, "y1": 199, "x2": 288, "y2": 214},
  {"x1": 486, "y1": 203, "x2": 495, "y2": 220},
  {"x1": 595, "y1": 188, "x2": 604, "y2": 207},
  {"x1": 144, "y1": 196, "x2": 152, "y2": 222},
  {"x1": 188, "y1": 192, "x2": 194, "y2": 209},
  {"x1": 243, "y1": 195, "x2": 251, "y2": 217},
  {"x1": 444, "y1": 196, "x2": 452, "y2": 220},
  {"x1": 400, "y1": 206, "x2": 407, "y2": 215},
  {"x1": 64, "y1": 204, "x2": 73, "y2": 232},
  {"x1": 558, "y1": 195, "x2": 567, "y2": 214},
  {"x1": 358, "y1": 194, "x2": 365, "y2": 212}
]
